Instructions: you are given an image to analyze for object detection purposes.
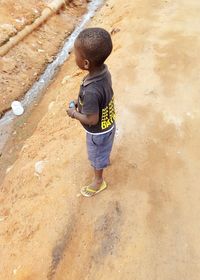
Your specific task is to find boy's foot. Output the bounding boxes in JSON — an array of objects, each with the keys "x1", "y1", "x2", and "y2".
[
  {"x1": 89, "y1": 178, "x2": 104, "y2": 191},
  {"x1": 80, "y1": 180, "x2": 107, "y2": 197}
]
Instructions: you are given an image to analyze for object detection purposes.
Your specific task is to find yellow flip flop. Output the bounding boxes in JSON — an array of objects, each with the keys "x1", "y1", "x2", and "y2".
[{"x1": 80, "y1": 181, "x2": 107, "y2": 197}]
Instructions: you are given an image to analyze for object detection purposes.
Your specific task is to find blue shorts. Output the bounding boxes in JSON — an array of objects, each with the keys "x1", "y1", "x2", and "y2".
[{"x1": 86, "y1": 126, "x2": 116, "y2": 170}]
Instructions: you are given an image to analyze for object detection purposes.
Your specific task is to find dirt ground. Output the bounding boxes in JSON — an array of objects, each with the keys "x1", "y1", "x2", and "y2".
[
  {"x1": 1, "y1": 0, "x2": 200, "y2": 279},
  {"x1": 0, "y1": 0, "x2": 87, "y2": 116}
]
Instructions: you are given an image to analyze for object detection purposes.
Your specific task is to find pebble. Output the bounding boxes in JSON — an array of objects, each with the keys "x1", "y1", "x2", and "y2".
[
  {"x1": 37, "y1": 49, "x2": 45, "y2": 53},
  {"x1": 35, "y1": 160, "x2": 47, "y2": 174},
  {"x1": 15, "y1": 18, "x2": 25, "y2": 24},
  {"x1": 61, "y1": 75, "x2": 71, "y2": 85},
  {"x1": 6, "y1": 165, "x2": 13, "y2": 174},
  {"x1": 13, "y1": 265, "x2": 21, "y2": 275},
  {"x1": 48, "y1": 101, "x2": 55, "y2": 112}
]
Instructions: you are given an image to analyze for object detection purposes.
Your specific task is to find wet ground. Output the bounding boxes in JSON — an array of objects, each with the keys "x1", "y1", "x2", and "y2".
[{"x1": 1, "y1": 0, "x2": 200, "y2": 279}]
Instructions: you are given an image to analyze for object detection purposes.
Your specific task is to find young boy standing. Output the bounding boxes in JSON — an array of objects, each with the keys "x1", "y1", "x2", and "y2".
[{"x1": 67, "y1": 27, "x2": 116, "y2": 197}]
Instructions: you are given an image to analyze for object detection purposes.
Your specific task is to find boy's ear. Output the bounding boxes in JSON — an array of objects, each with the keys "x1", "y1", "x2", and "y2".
[{"x1": 84, "y1": 59, "x2": 90, "y2": 70}]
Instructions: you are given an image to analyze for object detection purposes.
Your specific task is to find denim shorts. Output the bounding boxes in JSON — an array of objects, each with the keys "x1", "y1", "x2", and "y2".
[{"x1": 86, "y1": 126, "x2": 116, "y2": 170}]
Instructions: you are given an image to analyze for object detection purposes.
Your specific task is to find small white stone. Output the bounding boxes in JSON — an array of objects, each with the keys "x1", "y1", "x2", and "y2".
[
  {"x1": 15, "y1": 18, "x2": 25, "y2": 24},
  {"x1": 33, "y1": 8, "x2": 39, "y2": 14},
  {"x1": 35, "y1": 161, "x2": 47, "y2": 174},
  {"x1": 21, "y1": 144, "x2": 28, "y2": 152},
  {"x1": 48, "y1": 101, "x2": 55, "y2": 112},
  {"x1": 61, "y1": 75, "x2": 71, "y2": 85},
  {"x1": 6, "y1": 165, "x2": 13, "y2": 174},
  {"x1": 13, "y1": 265, "x2": 21, "y2": 275},
  {"x1": 37, "y1": 49, "x2": 45, "y2": 53}
]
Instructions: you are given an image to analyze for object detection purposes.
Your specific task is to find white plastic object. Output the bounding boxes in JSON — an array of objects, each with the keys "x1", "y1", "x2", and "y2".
[{"x1": 11, "y1": 101, "x2": 24, "y2": 116}]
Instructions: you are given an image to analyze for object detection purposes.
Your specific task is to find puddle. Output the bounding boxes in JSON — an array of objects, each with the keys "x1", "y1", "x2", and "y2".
[{"x1": 0, "y1": 0, "x2": 104, "y2": 151}]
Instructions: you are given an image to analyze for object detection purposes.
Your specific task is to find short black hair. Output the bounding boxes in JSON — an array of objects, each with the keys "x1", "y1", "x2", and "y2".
[{"x1": 76, "y1": 27, "x2": 113, "y2": 66}]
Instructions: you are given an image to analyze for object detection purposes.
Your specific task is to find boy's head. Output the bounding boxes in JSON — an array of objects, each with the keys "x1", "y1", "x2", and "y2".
[{"x1": 74, "y1": 27, "x2": 113, "y2": 70}]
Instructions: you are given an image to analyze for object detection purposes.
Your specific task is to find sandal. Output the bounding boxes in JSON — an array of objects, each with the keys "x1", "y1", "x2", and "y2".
[{"x1": 80, "y1": 181, "x2": 107, "y2": 197}]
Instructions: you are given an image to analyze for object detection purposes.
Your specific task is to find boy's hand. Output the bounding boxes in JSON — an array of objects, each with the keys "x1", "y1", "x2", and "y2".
[
  {"x1": 66, "y1": 107, "x2": 76, "y2": 118},
  {"x1": 69, "y1": 99, "x2": 78, "y2": 108},
  {"x1": 73, "y1": 99, "x2": 78, "y2": 107}
]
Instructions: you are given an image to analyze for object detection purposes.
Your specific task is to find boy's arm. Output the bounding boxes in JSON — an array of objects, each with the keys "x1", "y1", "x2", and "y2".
[
  {"x1": 67, "y1": 88, "x2": 100, "y2": 126},
  {"x1": 67, "y1": 108, "x2": 99, "y2": 126}
]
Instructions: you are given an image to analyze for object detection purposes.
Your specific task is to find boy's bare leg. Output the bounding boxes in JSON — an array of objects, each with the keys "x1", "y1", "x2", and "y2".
[{"x1": 90, "y1": 168, "x2": 103, "y2": 190}]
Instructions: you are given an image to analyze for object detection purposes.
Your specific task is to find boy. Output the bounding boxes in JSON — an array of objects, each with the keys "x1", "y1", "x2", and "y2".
[{"x1": 67, "y1": 27, "x2": 116, "y2": 197}]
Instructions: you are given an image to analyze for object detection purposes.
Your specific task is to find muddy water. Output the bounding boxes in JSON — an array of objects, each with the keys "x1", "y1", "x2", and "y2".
[{"x1": 0, "y1": 0, "x2": 103, "y2": 182}]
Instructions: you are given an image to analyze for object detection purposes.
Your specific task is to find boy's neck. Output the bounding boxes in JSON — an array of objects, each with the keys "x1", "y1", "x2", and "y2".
[{"x1": 88, "y1": 64, "x2": 105, "y2": 76}]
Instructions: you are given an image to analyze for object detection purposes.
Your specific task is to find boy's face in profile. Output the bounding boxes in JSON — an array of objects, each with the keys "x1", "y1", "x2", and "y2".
[{"x1": 74, "y1": 39, "x2": 89, "y2": 70}]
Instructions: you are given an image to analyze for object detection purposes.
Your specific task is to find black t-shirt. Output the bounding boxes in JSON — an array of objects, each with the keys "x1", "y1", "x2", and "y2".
[{"x1": 78, "y1": 65, "x2": 116, "y2": 134}]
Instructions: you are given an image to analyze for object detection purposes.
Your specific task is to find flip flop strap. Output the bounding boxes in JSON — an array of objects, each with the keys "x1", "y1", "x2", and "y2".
[{"x1": 86, "y1": 187, "x2": 97, "y2": 193}]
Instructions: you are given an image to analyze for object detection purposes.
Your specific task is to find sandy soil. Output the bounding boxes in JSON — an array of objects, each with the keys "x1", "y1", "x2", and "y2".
[
  {"x1": 0, "y1": 0, "x2": 87, "y2": 116},
  {"x1": 1, "y1": 0, "x2": 200, "y2": 279},
  {"x1": 0, "y1": 0, "x2": 45, "y2": 45}
]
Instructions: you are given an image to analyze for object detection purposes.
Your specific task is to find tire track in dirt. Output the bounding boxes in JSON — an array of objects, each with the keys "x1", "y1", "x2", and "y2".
[
  {"x1": 53, "y1": 200, "x2": 123, "y2": 280},
  {"x1": 47, "y1": 213, "x2": 77, "y2": 279}
]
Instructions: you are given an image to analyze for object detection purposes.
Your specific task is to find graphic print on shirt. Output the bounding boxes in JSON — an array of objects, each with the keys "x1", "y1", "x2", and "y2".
[{"x1": 101, "y1": 97, "x2": 115, "y2": 130}]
